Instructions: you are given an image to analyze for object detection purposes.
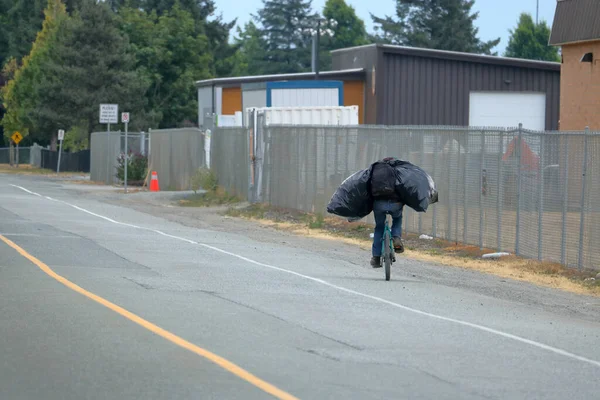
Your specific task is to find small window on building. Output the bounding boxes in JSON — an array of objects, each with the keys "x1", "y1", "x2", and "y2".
[{"x1": 581, "y1": 52, "x2": 593, "y2": 63}]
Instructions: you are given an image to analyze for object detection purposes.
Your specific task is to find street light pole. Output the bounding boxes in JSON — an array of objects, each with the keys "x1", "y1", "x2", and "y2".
[{"x1": 312, "y1": 19, "x2": 321, "y2": 79}]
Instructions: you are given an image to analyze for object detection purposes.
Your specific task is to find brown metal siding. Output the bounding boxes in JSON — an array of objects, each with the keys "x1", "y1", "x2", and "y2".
[
  {"x1": 379, "y1": 52, "x2": 561, "y2": 130},
  {"x1": 549, "y1": 0, "x2": 600, "y2": 45},
  {"x1": 332, "y1": 46, "x2": 379, "y2": 124}
]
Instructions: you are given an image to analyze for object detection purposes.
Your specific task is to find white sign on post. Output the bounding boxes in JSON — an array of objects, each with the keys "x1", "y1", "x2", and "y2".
[
  {"x1": 58, "y1": 129, "x2": 65, "y2": 141},
  {"x1": 100, "y1": 104, "x2": 119, "y2": 124},
  {"x1": 122, "y1": 112, "x2": 130, "y2": 123}
]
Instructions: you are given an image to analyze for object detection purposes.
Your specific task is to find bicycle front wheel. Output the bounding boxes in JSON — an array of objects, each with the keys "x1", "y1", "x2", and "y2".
[{"x1": 384, "y1": 231, "x2": 391, "y2": 281}]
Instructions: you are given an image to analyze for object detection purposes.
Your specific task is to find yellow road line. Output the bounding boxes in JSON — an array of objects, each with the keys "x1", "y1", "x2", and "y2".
[{"x1": 0, "y1": 234, "x2": 299, "y2": 400}]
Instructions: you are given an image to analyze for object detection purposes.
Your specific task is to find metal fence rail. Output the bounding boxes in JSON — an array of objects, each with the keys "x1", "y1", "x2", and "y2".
[{"x1": 209, "y1": 123, "x2": 600, "y2": 271}]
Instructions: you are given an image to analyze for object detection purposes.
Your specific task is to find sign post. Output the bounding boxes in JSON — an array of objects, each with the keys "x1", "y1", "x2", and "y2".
[
  {"x1": 11, "y1": 132, "x2": 23, "y2": 168},
  {"x1": 57, "y1": 129, "x2": 65, "y2": 173},
  {"x1": 100, "y1": 104, "x2": 118, "y2": 182},
  {"x1": 121, "y1": 112, "x2": 130, "y2": 193}
]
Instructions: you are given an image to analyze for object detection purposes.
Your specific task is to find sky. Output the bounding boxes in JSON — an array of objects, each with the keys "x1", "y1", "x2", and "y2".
[{"x1": 216, "y1": 0, "x2": 558, "y2": 55}]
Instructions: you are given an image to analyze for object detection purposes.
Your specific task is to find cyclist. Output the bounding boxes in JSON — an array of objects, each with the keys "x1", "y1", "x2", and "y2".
[{"x1": 369, "y1": 157, "x2": 404, "y2": 268}]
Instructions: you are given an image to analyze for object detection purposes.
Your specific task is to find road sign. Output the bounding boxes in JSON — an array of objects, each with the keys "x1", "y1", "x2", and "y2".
[
  {"x1": 11, "y1": 131, "x2": 23, "y2": 144},
  {"x1": 100, "y1": 104, "x2": 118, "y2": 124},
  {"x1": 58, "y1": 129, "x2": 65, "y2": 141},
  {"x1": 122, "y1": 112, "x2": 130, "y2": 123}
]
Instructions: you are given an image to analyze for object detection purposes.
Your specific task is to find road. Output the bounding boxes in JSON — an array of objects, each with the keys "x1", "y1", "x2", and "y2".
[{"x1": 1, "y1": 174, "x2": 600, "y2": 400}]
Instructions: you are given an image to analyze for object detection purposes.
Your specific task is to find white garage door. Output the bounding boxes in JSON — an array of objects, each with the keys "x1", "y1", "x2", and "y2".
[{"x1": 469, "y1": 92, "x2": 546, "y2": 131}]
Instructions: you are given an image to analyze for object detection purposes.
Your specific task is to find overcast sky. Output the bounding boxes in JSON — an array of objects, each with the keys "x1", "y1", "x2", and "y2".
[{"x1": 217, "y1": 0, "x2": 558, "y2": 55}]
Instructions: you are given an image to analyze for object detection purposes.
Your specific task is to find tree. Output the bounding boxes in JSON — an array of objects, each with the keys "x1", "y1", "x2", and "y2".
[
  {"x1": 1, "y1": 0, "x2": 66, "y2": 143},
  {"x1": 319, "y1": 0, "x2": 368, "y2": 70},
  {"x1": 0, "y1": 0, "x2": 46, "y2": 66},
  {"x1": 140, "y1": 0, "x2": 237, "y2": 77},
  {"x1": 231, "y1": 21, "x2": 268, "y2": 76},
  {"x1": 36, "y1": 0, "x2": 149, "y2": 140},
  {"x1": 371, "y1": 0, "x2": 500, "y2": 55},
  {"x1": 119, "y1": 4, "x2": 212, "y2": 128},
  {"x1": 322, "y1": 0, "x2": 367, "y2": 49},
  {"x1": 504, "y1": 13, "x2": 560, "y2": 62},
  {"x1": 256, "y1": 0, "x2": 320, "y2": 74}
]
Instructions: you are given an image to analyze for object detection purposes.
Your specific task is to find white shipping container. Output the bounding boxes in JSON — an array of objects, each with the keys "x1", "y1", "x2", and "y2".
[
  {"x1": 216, "y1": 112, "x2": 243, "y2": 127},
  {"x1": 246, "y1": 106, "x2": 359, "y2": 126}
]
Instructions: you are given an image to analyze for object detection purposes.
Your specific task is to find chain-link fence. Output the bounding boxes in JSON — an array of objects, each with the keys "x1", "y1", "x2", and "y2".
[
  {"x1": 211, "y1": 127, "x2": 249, "y2": 199},
  {"x1": 148, "y1": 128, "x2": 205, "y2": 191},
  {"x1": 209, "y1": 124, "x2": 600, "y2": 271},
  {"x1": 90, "y1": 131, "x2": 149, "y2": 184}
]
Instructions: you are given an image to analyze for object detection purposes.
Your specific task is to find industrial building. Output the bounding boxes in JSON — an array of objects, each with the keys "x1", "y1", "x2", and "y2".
[
  {"x1": 196, "y1": 44, "x2": 561, "y2": 130},
  {"x1": 195, "y1": 69, "x2": 366, "y2": 127}
]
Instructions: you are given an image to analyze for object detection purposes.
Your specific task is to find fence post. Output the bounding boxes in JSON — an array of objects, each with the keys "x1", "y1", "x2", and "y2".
[
  {"x1": 561, "y1": 137, "x2": 569, "y2": 265},
  {"x1": 497, "y1": 130, "x2": 504, "y2": 252},
  {"x1": 515, "y1": 123, "x2": 523, "y2": 256},
  {"x1": 537, "y1": 134, "x2": 544, "y2": 260},
  {"x1": 479, "y1": 130, "x2": 485, "y2": 249},
  {"x1": 463, "y1": 132, "x2": 468, "y2": 244},
  {"x1": 432, "y1": 134, "x2": 439, "y2": 238},
  {"x1": 446, "y1": 133, "x2": 453, "y2": 241},
  {"x1": 419, "y1": 133, "x2": 425, "y2": 235},
  {"x1": 578, "y1": 127, "x2": 589, "y2": 269}
]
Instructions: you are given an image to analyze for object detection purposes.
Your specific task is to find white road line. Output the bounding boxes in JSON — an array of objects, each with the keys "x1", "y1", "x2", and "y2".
[{"x1": 9, "y1": 183, "x2": 600, "y2": 369}]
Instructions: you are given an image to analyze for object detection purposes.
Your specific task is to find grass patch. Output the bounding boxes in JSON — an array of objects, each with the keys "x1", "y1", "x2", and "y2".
[
  {"x1": 178, "y1": 187, "x2": 241, "y2": 207},
  {"x1": 225, "y1": 203, "x2": 600, "y2": 297}
]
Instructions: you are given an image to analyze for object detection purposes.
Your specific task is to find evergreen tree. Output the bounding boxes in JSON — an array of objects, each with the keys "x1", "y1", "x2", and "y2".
[
  {"x1": 256, "y1": 0, "x2": 319, "y2": 74},
  {"x1": 505, "y1": 13, "x2": 560, "y2": 62},
  {"x1": 371, "y1": 0, "x2": 500, "y2": 55},
  {"x1": 231, "y1": 21, "x2": 269, "y2": 76},
  {"x1": 34, "y1": 0, "x2": 149, "y2": 141},
  {"x1": 1, "y1": 0, "x2": 66, "y2": 142},
  {"x1": 0, "y1": 0, "x2": 46, "y2": 65}
]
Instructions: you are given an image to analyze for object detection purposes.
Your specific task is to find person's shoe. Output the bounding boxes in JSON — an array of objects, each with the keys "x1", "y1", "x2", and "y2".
[
  {"x1": 370, "y1": 256, "x2": 382, "y2": 268},
  {"x1": 393, "y1": 237, "x2": 404, "y2": 253}
]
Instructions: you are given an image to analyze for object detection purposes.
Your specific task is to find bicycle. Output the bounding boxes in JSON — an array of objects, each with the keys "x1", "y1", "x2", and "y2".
[{"x1": 379, "y1": 214, "x2": 396, "y2": 281}]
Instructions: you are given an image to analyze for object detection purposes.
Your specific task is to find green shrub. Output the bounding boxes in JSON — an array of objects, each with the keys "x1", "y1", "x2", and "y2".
[
  {"x1": 190, "y1": 167, "x2": 218, "y2": 193},
  {"x1": 116, "y1": 151, "x2": 148, "y2": 184}
]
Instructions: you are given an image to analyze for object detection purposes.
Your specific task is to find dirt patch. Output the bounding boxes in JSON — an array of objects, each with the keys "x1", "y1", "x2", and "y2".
[{"x1": 224, "y1": 203, "x2": 600, "y2": 297}]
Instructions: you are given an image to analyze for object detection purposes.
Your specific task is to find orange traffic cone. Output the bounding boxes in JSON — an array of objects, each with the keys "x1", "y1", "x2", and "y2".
[{"x1": 149, "y1": 171, "x2": 160, "y2": 192}]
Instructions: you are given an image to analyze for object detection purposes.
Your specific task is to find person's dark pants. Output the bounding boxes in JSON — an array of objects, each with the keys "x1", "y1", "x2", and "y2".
[{"x1": 372, "y1": 199, "x2": 403, "y2": 257}]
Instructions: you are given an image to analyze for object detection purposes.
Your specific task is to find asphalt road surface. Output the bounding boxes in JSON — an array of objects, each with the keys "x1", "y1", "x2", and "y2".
[{"x1": 2, "y1": 174, "x2": 600, "y2": 400}]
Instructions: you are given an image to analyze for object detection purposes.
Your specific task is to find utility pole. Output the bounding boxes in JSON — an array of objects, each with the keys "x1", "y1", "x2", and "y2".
[
  {"x1": 312, "y1": 19, "x2": 321, "y2": 79},
  {"x1": 536, "y1": 0, "x2": 539, "y2": 25}
]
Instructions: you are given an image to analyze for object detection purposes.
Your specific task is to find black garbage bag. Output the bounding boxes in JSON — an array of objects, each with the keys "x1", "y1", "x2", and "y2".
[
  {"x1": 326, "y1": 167, "x2": 373, "y2": 219},
  {"x1": 392, "y1": 160, "x2": 438, "y2": 212}
]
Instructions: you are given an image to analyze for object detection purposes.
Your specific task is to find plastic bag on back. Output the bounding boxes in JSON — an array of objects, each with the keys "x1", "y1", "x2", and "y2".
[
  {"x1": 326, "y1": 168, "x2": 373, "y2": 219},
  {"x1": 393, "y1": 160, "x2": 438, "y2": 212}
]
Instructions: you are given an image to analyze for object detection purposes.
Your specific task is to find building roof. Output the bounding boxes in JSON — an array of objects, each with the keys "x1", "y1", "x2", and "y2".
[
  {"x1": 332, "y1": 44, "x2": 561, "y2": 71},
  {"x1": 549, "y1": 0, "x2": 600, "y2": 45},
  {"x1": 195, "y1": 68, "x2": 365, "y2": 88}
]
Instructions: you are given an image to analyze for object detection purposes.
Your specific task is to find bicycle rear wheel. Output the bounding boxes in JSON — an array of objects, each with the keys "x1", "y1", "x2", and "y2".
[{"x1": 383, "y1": 231, "x2": 391, "y2": 281}]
